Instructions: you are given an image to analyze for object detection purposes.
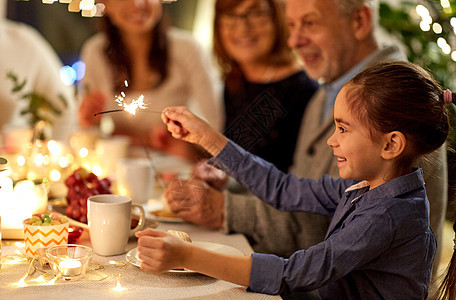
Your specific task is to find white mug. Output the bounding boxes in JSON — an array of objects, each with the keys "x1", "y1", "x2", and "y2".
[
  {"x1": 116, "y1": 158, "x2": 154, "y2": 205},
  {"x1": 95, "y1": 136, "x2": 130, "y2": 177},
  {"x1": 87, "y1": 194, "x2": 145, "y2": 256}
]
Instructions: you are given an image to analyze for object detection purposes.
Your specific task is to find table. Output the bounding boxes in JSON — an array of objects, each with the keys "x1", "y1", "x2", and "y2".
[{"x1": 1, "y1": 221, "x2": 280, "y2": 300}]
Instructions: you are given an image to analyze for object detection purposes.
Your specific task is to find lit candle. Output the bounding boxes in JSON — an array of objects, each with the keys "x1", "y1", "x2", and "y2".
[
  {"x1": 58, "y1": 259, "x2": 83, "y2": 277},
  {"x1": 0, "y1": 178, "x2": 48, "y2": 237}
]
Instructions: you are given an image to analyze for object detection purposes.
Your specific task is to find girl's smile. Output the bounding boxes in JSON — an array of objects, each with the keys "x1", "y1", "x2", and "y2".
[
  {"x1": 336, "y1": 156, "x2": 347, "y2": 167},
  {"x1": 327, "y1": 85, "x2": 387, "y2": 189}
]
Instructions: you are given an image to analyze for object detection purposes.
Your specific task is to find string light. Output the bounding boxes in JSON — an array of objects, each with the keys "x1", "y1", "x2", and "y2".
[
  {"x1": 414, "y1": 2, "x2": 456, "y2": 62},
  {"x1": 433, "y1": 23, "x2": 443, "y2": 34},
  {"x1": 3, "y1": 252, "x2": 111, "y2": 288},
  {"x1": 11, "y1": 258, "x2": 35, "y2": 287},
  {"x1": 441, "y1": 0, "x2": 451, "y2": 8},
  {"x1": 40, "y1": 0, "x2": 177, "y2": 17},
  {"x1": 112, "y1": 275, "x2": 126, "y2": 292}
]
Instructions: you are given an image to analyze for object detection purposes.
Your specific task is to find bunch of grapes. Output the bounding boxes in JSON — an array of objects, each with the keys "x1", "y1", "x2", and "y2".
[{"x1": 64, "y1": 168, "x2": 112, "y2": 223}]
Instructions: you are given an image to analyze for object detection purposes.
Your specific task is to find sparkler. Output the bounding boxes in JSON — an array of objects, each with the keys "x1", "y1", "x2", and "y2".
[
  {"x1": 94, "y1": 81, "x2": 162, "y2": 117},
  {"x1": 94, "y1": 94, "x2": 155, "y2": 116},
  {"x1": 93, "y1": 79, "x2": 182, "y2": 188},
  {"x1": 93, "y1": 81, "x2": 182, "y2": 131}
]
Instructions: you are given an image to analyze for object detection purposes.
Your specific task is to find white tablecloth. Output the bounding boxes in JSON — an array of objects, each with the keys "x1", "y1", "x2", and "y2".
[{"x1": 1, "y1": 222, "x2": 280, "y2": 300}]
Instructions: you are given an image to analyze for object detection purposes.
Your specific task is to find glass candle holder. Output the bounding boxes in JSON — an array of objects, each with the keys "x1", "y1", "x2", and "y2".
[{"x1": 45, "y1": 244, "x2": 93, "y2": 280}]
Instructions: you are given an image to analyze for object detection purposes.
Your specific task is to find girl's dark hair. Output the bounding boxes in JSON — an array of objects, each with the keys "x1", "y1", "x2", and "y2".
[
  {"x1": 99, "y1": 14, "x2": 169, "y2": 92},
  {"x1": 345, "y1": 61, "x2": 452, "y2": 161},
  {"x1": 213, "y1": 0, "x2": 295, "y2": 96},
  {"x1": 434, "y1": 220, "x2": 456, "y2": 300}
]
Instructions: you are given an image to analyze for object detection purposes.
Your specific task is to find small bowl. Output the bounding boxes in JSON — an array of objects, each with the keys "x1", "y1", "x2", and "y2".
[
  {"x1": 23, "y1": 220, "x2": 69, "y2": 257},
  {"x1": 45, "y1": 244, "x2": 93, "y2": 280}
]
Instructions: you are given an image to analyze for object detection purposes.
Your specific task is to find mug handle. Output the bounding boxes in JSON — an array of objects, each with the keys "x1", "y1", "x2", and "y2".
[{"x1": 130, "y1": 204, "x2": 145, "y2": 236}]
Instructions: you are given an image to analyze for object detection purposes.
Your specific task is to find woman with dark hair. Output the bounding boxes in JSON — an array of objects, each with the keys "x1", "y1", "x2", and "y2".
[
  {"x1": 213, "y1": 0, "x2": 318, "y2": 171},
  {"x1": 78, "y1": 0, "x2": 223, "y2": 159}
]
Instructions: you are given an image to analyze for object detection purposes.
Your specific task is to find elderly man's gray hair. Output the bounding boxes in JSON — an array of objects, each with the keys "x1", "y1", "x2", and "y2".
[{"x1": 335, "y1": 0, "x2": 379, "y2": 25}]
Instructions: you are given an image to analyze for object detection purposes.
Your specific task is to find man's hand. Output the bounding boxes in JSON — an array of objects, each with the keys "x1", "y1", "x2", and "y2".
[
  {"x1": 164, "y1": 177, "x2": 225, "y2": 230},
  {"x1": 193, "y1": 160, "x2": 228, "y2": 190}
]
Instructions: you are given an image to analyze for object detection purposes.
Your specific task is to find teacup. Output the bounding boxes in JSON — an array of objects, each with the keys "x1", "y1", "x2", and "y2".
[
  {"x1": 87, "y1": 194, "x2": 144, "y2": 256},
  {"x1": 95, "y1": 136, "x2": 130, "y2": 177}
]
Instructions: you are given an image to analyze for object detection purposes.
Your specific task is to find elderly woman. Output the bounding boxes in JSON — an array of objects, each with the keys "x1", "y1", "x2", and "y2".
[{"x1": 214, "y1": 0, "x2": 318, "y2": 171}]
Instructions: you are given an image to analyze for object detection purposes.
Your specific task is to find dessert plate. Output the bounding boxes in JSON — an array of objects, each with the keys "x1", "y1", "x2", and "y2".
[
  {"x1": 145, "y1": 201, "x2": 184, "y2": 223},
  {"x1": 126, "y1": 241, "x2": 244, "y2": 273}
]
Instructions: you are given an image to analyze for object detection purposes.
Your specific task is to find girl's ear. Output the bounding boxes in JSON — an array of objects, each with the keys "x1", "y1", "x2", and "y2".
[{"x1": 381, "y1": 131, "x2": 406, "y2": 160}]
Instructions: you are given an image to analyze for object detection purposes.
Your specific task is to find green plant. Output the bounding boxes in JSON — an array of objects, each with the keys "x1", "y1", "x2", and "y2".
[
  {"x1": 0, "y1": 157, "x2": 7, "y2": 172},
  {"x1": 6, "y1": 71, "x2": 68, "y2": 129},
  {"x1": 379, "y1": 0, "x2": 456, "y2": 90}
]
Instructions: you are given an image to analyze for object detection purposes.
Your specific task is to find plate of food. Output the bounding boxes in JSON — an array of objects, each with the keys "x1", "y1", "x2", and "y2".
[
  {"x1": 126, "y1": 230, "x2": 245, "y2": 273},
  {"x1": 145, "y1": 199, "x2": 184, "y2": 223}
]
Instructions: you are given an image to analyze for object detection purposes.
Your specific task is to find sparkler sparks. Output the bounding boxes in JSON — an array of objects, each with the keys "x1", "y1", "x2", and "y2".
[
  {"x1": 116, "y1": 94, "x2": 146, "y2": 115},
  {"x1": 115, "y1": 80, "x2": 145, "y2": 115},
  {"x1": 94, "y1": 80, "x2": 161, "y2": 116}
]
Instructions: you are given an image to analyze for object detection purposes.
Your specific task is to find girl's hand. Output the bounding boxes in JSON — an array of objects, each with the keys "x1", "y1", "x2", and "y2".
[
  {"x1": 79, "y1": 90, "x2": 107, "y2": 129},
  {"x1": 161, "y1": 106, "x2": 228, "y2": 157},
  {"x1": 135, "y1": 228, "x2": 192, "y2": 273}
]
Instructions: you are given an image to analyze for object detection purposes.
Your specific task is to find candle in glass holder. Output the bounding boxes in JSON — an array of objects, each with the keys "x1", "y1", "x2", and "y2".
[
  {"x1": 0, "y1": 179, "x2": 48, "y2": 238},
  {"x1": 58, "y1": 259, "x2": 83, "y2": 276},
  {"x1": 46, "y1": 244, "x2": 93, "y2": 279}
]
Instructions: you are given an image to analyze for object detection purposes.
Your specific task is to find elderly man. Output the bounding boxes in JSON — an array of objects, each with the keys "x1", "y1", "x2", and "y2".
[{"x1": 166, "y1": 0, "x2": 447, "y2": 285}]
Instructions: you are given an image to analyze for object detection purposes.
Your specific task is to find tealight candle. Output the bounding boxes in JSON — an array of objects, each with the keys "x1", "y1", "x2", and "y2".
[
  {"x1": 58, "y1": 259, "x2": 83, "y2": 276},
  {"x1": 46, "y1": 244, "x2": 93, "y2": 279}
]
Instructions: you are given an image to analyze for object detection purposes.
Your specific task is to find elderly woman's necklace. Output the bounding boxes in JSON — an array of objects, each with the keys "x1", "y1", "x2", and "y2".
[{"x1": 262, "y1": 65, "x2": 277, "y2": 83}]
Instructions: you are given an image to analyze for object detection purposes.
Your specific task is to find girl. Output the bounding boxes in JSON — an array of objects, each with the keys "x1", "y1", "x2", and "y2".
[
  {"x1": 136, "y1": 62, "x2": 454, "y2": 298},
  {"x1": 78, "y1": 0, "x2": 223, "y2": 159}
]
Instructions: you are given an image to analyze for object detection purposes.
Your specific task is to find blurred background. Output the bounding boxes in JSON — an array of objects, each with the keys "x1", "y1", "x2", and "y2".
[
  {"x1": 4, "y1": 0, "x2": 214, "y2": 66},
  {"x1": 3, "y1": 0, "x2": 456, "y2": 90}
]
